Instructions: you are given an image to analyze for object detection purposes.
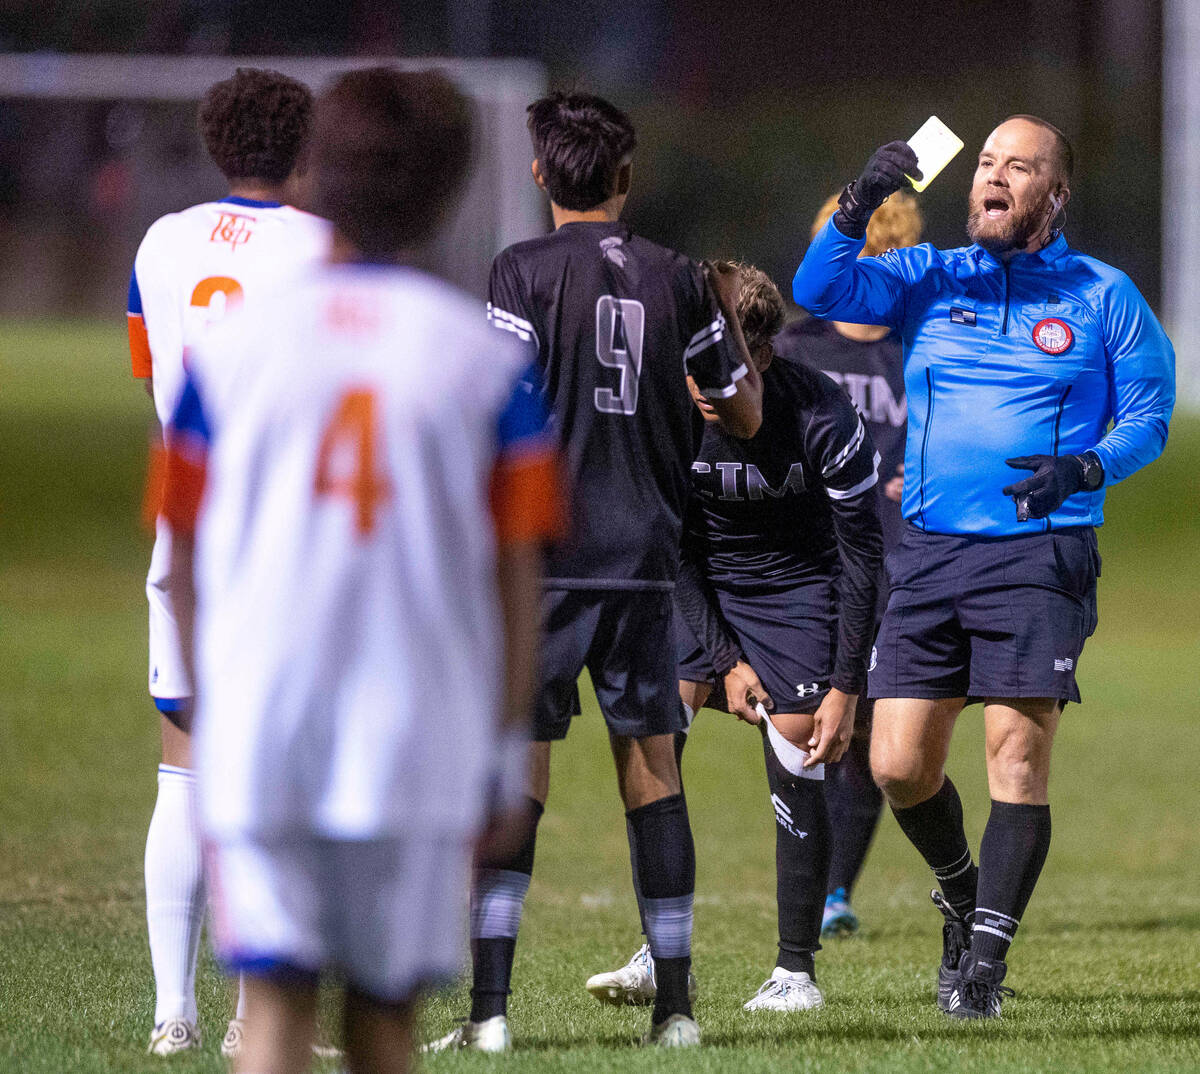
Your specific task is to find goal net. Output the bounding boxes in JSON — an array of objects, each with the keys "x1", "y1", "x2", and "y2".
[{"x1": 0, "y1": 54, "x2": 547, "y2": 317}]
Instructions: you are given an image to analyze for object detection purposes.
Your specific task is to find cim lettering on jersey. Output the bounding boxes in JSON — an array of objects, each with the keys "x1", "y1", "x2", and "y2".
[
  {"x1": 823, "y1": 371, "x2": 905, "y2": 427},
  {"x1": 693, "y1": 460, "x2": 807, "y2": 501}
]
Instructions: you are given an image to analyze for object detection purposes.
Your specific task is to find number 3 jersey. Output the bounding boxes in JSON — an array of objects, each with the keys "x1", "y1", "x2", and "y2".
[
  {"x1": 128, "y1": 196, "x2": 330, "y2": 427},
  {"x1": 487, "y1": 220, "x2": 748, "y2": 591},
  {"x1": 162, "y1": 264, "x2": 561, "y2": 841},
  {"x1": 128, "y1": 197, "x2": 330, "y2": 701}
]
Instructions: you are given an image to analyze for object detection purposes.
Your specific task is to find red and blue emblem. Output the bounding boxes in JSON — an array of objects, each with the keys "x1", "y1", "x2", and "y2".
[{"x1": 1032, "y1": 317, "x2": 1073, "y2": 355}]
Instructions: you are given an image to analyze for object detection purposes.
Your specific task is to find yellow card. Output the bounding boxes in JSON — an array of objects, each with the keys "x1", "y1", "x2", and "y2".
[{"x1": 906, "y1": 116, "x2": 964, "y2": 192}]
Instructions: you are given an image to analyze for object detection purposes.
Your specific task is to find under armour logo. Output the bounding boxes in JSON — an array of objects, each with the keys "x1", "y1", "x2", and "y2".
[{"x1": 795, "y1": 682, "x2": 821, "y2": 699}]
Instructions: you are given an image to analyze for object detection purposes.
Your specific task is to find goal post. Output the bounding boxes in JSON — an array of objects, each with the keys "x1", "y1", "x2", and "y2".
[{"x1": 0, "y1": 53, "x2": 548, "y2": 315}]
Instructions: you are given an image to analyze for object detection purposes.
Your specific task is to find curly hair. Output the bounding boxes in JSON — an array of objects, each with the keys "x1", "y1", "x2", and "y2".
[
  {"x1": 527, "y1": 91, "x2": 636, "y2": 211},
  {"x1": 711, "y1": 260, "x2": 786, "y2": 354},
  {"x1": 198, "y1": 67, "x2": 313, "y2": 184},
  {"x1": 811, "y1": 189, "x2": 923, "y2": 257},
  {"x1": 313, "y1": 67, "x2": 473, "y2": 257}
]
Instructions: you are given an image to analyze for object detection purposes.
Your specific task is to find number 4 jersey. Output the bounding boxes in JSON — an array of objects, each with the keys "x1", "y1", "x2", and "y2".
[
  {"x1": 488, "y1": 220, "x2": 748, "y2": 591},
  {"x1": 162, "y1": 263, "x2": 561, "y2": 841}
]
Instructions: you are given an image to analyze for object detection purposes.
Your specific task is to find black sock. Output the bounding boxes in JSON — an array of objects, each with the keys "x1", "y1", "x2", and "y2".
[
  {"x1": 626, "y1": 793, "x2": 695, "y2": 1023},
  {"x1": 763, "y1": 731, "x2": 829, "y2": 978},
  {"x1": 469, "y1": 798, "x2": 544, "y2": 1022},
  {"x1": 971, "y1": 800, "x2": 1051, "y2": 963},
  {"x1": 825, "y1": 730, "x2": 883, "y2": 896},
  {"x1": 627, "y1": 731, "x2": 690, "y2": 940},
  {"x1": 890, "y1": 776, "x2": 978, "y2": 920}
]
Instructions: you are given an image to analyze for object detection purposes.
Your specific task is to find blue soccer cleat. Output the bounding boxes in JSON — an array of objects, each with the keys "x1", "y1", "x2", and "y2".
[{"x1": 821, "y1": 888, "x2": 860, "y2": 938}]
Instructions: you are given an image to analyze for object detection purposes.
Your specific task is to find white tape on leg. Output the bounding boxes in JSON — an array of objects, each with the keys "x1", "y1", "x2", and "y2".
[{"x1": 759, "y1": 705, "x2": 824, "y2": 780}]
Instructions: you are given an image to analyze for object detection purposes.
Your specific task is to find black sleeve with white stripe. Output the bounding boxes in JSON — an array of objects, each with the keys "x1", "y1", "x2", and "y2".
[
  {"x1": 683, "y1": 266, "x2": 749, "y2": 398},
  {"x1": 487, "y1": 251, "x2": 541, "y2": 357},
  {"x1": 808, "y1": 382, "x2": 884, "y2": 693}
]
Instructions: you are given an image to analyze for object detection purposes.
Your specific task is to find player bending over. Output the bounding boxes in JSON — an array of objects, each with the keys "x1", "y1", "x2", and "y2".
[
  {"x1": 586, "y1": 262, "x2": 883, "y2": 1012},
  {"x1": 775, "y1": 191, "x2": 922, "y2": 938},
  {"x1": 427, "y1": 91, "x2": 762, "y2": 1053},
  {"x1": 127, "y1": 66, "x2": 329, "y2": 1057},
  {"x1": 162, "y1": 67, "x2": 560, "y2": 1074}
]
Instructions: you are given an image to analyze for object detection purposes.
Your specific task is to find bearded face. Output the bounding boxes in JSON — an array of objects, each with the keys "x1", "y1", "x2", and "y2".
[
  {"x1": 965, "y1": 119, "x2": 1065, "y2": 256},
  {"x1": 966, "y1": 186, "x2": 1052, "y2": 254}
]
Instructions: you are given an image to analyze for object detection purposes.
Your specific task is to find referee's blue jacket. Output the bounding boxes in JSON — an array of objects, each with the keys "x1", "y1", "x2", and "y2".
[{"x1": 793, "y1": 220, "x2": 1175, "y2": 537}]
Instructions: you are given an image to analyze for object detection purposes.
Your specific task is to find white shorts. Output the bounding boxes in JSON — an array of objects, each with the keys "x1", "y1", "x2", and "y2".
[
  {"x1": 147, "y1": 522, "x2": 191, "y2": 706},
  {"x1": 207, "y1": 833, "x2": 472, "y2": 1003}
]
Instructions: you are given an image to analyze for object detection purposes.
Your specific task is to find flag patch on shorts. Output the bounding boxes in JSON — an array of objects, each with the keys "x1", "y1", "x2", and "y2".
[{"x1": 1054, "y1": 657, "x2": 1075, "y2": 672}]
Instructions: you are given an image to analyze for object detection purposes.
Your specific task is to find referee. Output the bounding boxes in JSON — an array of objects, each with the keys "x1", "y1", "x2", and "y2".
[{"x1": 793, "y1": 115, "x2": 1175, "y2": 1019}]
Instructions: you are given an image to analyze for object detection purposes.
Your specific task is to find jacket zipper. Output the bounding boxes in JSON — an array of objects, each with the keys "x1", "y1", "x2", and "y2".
[
  {"x1": 918, "y1": 367, "x2": 934, "y2": 527},
  {"x1": 1001, "y1": 262, "x2": 1011, "y2": 335},
  {"x1": 1045, "y1": 384, "x2": 1072, "y2": 532}
]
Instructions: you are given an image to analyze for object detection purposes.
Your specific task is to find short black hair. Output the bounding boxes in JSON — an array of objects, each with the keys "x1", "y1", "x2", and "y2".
[
  {"x1": 198, "y1": 67, "x2": 313, "y2": 184},
  {"x1": 313, "y1": 67, "x2": 473, "y2": 257},
  {"x1": 1003, "y1": 114, "x2": 1074, "y2": 183},
  {"x1": 527, "y1": 91, "x2": 636, "y2": 212}
]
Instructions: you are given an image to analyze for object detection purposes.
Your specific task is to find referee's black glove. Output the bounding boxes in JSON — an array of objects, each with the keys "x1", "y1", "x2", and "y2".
[
  {"x1": 1002, "y1": 453, "x2": 1101, "y2": 521},
  {"x1": 834, "y1": 142, "x2": 922, "y2": 239}
]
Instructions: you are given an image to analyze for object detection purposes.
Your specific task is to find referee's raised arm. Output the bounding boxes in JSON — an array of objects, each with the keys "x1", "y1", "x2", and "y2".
[{"x1": 792, "y1": 141, "x2": 921, "y2": 326}]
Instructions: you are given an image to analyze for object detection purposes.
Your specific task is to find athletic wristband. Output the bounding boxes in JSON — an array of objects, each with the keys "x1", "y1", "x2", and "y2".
[
  {"x1": 834, "y1": 182, "x2": 870, "y2": 239},
  {"x1": 491, "y1": 729, "x2": 530, "y2": 814}
]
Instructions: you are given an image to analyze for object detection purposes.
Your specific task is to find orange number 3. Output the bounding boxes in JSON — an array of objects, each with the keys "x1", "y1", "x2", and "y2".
[{"x1": 314, "y1": 389, "x2": 392, "y2": 536}]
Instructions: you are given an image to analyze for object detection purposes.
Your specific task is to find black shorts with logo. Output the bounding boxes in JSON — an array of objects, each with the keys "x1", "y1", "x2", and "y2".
[
  {"x1": 870, "y1": 523, "x2": 1100, "y2": 704},
  {"x1": 676, "y1": 576, "x2": 837, "y2": 716},
  {"x1": 535, "y1": 589, "x2": 685, "y2": 742}
]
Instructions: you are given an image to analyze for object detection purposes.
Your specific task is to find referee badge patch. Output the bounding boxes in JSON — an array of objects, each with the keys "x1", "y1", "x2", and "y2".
[{"x1": 1032, "y1": 317, "x2": 1073, "y2": 355}]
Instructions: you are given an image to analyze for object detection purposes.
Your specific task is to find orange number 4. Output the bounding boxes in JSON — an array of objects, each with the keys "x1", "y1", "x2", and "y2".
[{"x1": 314, "y1": 389, "x2": 392, "y2": 536}]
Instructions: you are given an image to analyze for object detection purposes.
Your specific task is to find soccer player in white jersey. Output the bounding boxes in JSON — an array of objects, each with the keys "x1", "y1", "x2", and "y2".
[
  {"x1": 161, "y1": 67, "x2": 561, "y2": 1074},
  {"x1": 126, "y1": 67, "x2": 329, "y2": 1056}
]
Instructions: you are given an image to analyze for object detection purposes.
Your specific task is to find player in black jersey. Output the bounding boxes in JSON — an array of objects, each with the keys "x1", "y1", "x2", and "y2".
[
  {"x1": 585, "y1": 262, "x2": 883, "y2": 1013},
  {"x1": 776, "y1": 191, "x2": 923, "y2": 939},
  {"x1": 426, "y1": 92, "x2": 761, "y2": 1053}
]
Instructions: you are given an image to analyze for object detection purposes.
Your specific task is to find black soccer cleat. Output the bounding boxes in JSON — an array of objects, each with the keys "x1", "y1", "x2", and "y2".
[
  {"x1": 945, "y1": 951, "x2": 1015, "y2": 1019},
  {"x1": 930, "y1": 889, "x2": 970, "y2": 1011}
]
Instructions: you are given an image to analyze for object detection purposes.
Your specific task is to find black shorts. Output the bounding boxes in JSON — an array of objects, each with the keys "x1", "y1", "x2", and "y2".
[
  {"x1": 676, "y1": 577, "x2": 837, "y2": 715},
  {"x1": 535, "y1": 589, "x2": 685, "y2": 742},
  {"x1": 870, "y1": 524, "x2": 1100, "y2": 704}
]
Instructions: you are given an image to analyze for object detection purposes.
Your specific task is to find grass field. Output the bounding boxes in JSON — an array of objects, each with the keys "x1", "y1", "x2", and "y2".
[{"x1": 1, "y1": 319, "x2": 1197, "y2": 1073}]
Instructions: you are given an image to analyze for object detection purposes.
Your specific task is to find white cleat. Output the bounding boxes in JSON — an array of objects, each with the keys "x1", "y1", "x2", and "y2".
[
  {"x1": 220, "y1": 1018, "x2": 244, "y2": 1059},
  {"x1": 742, "y1": 967, "x2": 825, "y2": 1012},
  {"x1": 148, "y1": 1018, "x2": 200, "y2": 1055},
  {"x1": 422, "y1": 1015, "x2": 511, "y2": 1054},
  {"x1": 644, "y1": 1012, "x2": 701, "y2": 1047},
  {"x1": 586, "y1": 943, "x2": 657, "y2": 1006},
  {"x1": 585, "y1": 943, "x2": 699, "y2": 1007}
]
